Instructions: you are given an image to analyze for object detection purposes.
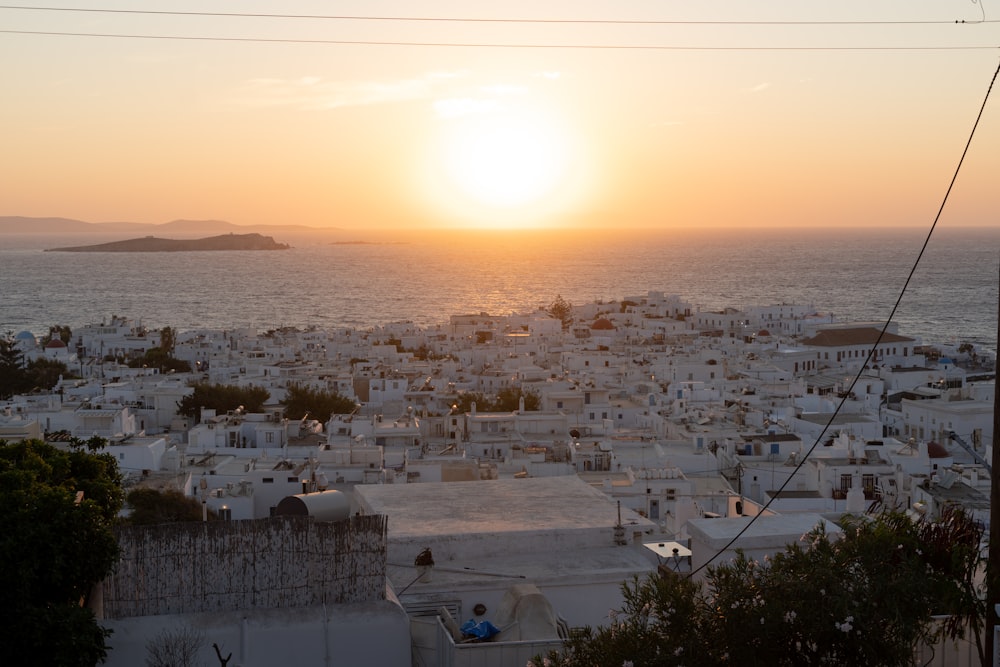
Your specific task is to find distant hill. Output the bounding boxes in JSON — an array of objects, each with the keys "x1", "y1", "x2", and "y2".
[
  {"x1": 0, "y1": 216, "x2": 340, "y2": 237},
  {"x1": 45, "y1": 233, "x2": 291, "y2": 252}
]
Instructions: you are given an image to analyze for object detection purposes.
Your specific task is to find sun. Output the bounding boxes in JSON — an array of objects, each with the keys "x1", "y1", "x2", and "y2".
[
  {"x1": 424, "y1": 103, "x2": 586, "y2": 227},
  {"x1": 441, "y1": 111, "x2": 569, "y2": 209}
]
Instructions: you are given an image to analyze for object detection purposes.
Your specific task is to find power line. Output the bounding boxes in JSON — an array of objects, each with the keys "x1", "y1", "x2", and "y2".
[
  {"x1": 1, "y1": 28, "x2": 997, "y2": 50},
  {"x1": 687, "y1": 55, "x2": 1000, "y2": 579},
  {"x1": 0, "y1": 5, "x2": 996, "y2": 26}
]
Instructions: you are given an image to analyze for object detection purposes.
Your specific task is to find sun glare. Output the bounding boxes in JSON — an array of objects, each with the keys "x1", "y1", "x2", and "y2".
[
  {"x1": 442, "y1": 113, "x2": 568, "y2": 208},
  {"x1": 425, "y1": 103, "x2": 586, "y2": 228}
]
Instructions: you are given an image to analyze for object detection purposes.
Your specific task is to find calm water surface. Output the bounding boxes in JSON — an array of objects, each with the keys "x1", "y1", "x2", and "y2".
[{"x1": 1, "y1": 226, "x2": 997, "y2": 353}]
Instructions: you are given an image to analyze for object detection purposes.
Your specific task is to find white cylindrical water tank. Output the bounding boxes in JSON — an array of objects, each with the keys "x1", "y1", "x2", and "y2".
[{"x1": 274, "y1": 490, "x2": 351, "y2": 522}]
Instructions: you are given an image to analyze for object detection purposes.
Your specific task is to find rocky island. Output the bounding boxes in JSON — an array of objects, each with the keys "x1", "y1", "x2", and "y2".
[{"x1": 45, "y1": 233, "x2": 290, "y2": 252}]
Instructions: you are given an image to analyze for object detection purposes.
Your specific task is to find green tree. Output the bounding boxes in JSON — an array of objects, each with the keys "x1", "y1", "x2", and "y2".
[
  {"x1": 281, "y1": 383, "x2": 357, "y2": 423},
  {"x1": 452, "y1": 391, "x2": 489, "y2": 414},
  {"x1": 159, "y1": 326, "x2": 177, "y2": 356},
  {"x1": 126, "y1": 487, "x2": 214, "y2": 525},
  {"x1": 541, "y1": 509, "x2": 985, "y2": 667},
  {"x1": 128, "y1": 347, "x2": 192, "y2": 373},
  {"x1": 25, "y1": 357, "x2": 74, "y2": 391},
  {"x1": 548, "y1": 295, "x2": 573, "y2": 331},
  {"x1": 0, "y1": 331, "x2": 29, "y2": 399},
  {"x1": 494, "y1": 387, "x2": 540, "y2": 412},
  {"x1": 0, "y1": 438, "x2": 124, "y2": 666},
  {"x1": 176, "y1": 382, "x2": 270, "y2": 421},
  {"x1": 451, "y1": 388, "x2": 540, "y2": 413}
]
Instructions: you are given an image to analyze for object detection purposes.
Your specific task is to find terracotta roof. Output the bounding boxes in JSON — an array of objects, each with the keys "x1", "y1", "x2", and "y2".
[
  {"x1": 800, "y1": 327, "x2": 913, "y2": 347},
  {"x1": 927, "y1": 441, "x2": 949, "y2": 458}
]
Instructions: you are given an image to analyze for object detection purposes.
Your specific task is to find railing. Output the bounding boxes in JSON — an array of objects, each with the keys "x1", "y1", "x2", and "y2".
[{"x1": 435, "y1": 618, "x2": 564, "y2": 667}]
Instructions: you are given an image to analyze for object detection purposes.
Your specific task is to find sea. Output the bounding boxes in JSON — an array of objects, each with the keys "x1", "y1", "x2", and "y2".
[{"x1": 1, "y1": 225, "x2": 998, "y2": 355}]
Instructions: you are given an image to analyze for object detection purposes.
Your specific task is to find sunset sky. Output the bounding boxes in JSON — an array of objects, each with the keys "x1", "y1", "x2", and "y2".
[{"x1": 2, "y1": 1, "x2": 999, "y2": 231}]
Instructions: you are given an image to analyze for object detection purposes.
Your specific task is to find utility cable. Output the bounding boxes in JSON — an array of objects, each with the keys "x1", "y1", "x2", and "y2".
[
  {"x1": 1, "y1": 29, "x2": 997, "y2": 50},
  {"x1": 0, "y1": 5, "x2": 996, "y2": 25},
  {"x1": 687, "y1": 56, "x2": 1000, "y2": 579}
]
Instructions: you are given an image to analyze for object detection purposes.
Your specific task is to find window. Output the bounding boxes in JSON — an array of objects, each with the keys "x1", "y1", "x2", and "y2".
[
  {"x1": 265, "y1": 432, "x2": 274, "y2": 444},
  {"x1": 263, "y1": 477, "x2": 274, "y2": 483},
  {"x1": 862, "y1": 474, "x2": 875, "y2": 494},
  {"x1": 840, "y1": 474, "x2": 852, "y2": 493}
]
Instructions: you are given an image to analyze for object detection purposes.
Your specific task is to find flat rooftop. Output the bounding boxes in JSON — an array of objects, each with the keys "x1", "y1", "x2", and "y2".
[
  {"x1": 356, "y1": 475, "x2": 653, "y2": 542},
  {"x1": 688, "y1": 513, "x2": 841, "y2": 550},
  {"x1": 359, "y1": 476, "x2": 661, "y2": 607}
]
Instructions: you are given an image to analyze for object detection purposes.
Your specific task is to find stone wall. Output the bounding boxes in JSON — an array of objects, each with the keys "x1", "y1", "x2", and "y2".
[{"x1": 104, "y1": 515, "x2": 386, "y2": 619}]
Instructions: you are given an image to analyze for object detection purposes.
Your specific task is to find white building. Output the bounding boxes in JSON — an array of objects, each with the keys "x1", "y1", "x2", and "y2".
[{"x1": 355, "y1": 475, "x2": 657, "y2": 631}]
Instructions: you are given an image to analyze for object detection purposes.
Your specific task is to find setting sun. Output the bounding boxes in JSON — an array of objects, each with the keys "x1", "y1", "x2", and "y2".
[
  {"x1": 441, "y1": 110, "x2": 569, "y2": 209},
  {"x1": 422, "y1": 98, "x2": 591, "y2": 228}
]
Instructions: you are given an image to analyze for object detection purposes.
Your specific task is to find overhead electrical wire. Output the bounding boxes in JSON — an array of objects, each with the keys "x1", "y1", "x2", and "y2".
[
  {"x1": 686, "y1": 55, "x2": 1000, "y2": 579},
  {"x1": 1, "y1": 29, "x2": 997, "y2": 50},
  {"x1": 1, "y1": 4, "x2": 997, "y2": 49},
  {"x1": 0, "y1": 5, "x2": 996, "y2": 25}
]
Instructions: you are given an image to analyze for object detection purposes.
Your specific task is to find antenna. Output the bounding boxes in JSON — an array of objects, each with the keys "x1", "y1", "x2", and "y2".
[{"x1": 613, "y1": 501, "x2": 627, "y2": 545}]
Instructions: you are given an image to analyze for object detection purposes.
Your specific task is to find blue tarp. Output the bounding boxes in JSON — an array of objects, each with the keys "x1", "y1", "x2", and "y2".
[{"x1": 460, "y1": 619, "x2": 501, "y2": 640}]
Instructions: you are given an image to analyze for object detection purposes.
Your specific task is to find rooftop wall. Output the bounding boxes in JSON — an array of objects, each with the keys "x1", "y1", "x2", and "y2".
[{"x1": 104, "y1": 515, "x2": 386, "y2": 619}]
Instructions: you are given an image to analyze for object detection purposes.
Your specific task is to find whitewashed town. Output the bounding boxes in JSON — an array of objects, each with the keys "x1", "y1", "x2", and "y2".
[{"x1": 2, "y1": 290, "x2": 996, "y2": 666}]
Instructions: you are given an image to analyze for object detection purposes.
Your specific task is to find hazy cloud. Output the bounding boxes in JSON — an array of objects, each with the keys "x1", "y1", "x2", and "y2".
[
  {"x1": 233, "y1": 72, "x2": 455, "y2": 110},
  {"x1": 479, "y1": 84, "x2": 527, "y2": 96},
  {"x1": 433, "y1": 98, "x2": 498, "y2": 119},
  {"x1": 426, "y1": 70, "x2": 470, "y2": 80},
  {"x1": 745, "y1": 82, "x2": 771, "y2": 94},
  {"x1": 232, "y1": 68, "x2": 557, "y2": 117}
]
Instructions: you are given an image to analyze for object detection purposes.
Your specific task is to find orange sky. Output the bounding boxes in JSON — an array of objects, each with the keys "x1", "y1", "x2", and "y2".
[{"x1": 1, "y1": 1, "x2": 998, "y2": 231}]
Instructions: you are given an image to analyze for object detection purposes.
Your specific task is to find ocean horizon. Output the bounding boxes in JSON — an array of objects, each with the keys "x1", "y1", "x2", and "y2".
[{"x1": 2, "y1": 225, "x2": 997, "y2": 355}]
